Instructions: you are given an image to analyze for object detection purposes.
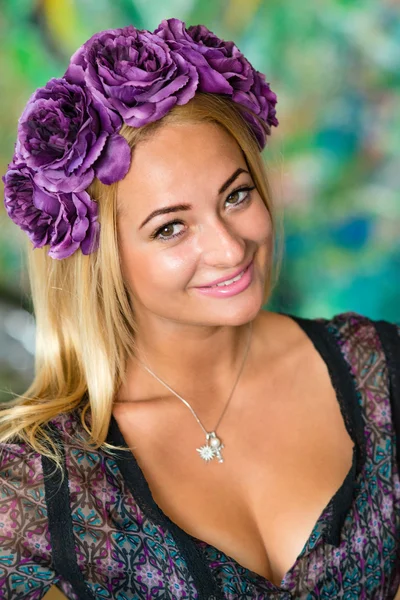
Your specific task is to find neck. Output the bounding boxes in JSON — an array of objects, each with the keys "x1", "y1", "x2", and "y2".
[{"x1": 116, "y1": 319, "x2": 254, "y2": 408}]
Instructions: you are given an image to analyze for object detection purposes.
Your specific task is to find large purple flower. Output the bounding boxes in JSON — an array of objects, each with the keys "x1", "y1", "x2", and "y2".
[
  {"x1": 15, "y1": 77, "x2": 131, "y2": 193},
  {"x1": 3, "y1": 162, "x2": 100, "y2": 259},
  {"x1": 155, "y1": 19, "x2": 278, "y2": 148},
  {"x1": 155, "y1": 19, "x2": 253, "y2": 95},
  {"x1": 65, "y1": 26, "x2": 199, "y2": 128}
]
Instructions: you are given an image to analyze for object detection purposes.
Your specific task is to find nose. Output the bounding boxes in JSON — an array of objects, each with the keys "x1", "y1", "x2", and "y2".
[{"x1": 197, "y1": 217, "x2": 247, "y2": 268}]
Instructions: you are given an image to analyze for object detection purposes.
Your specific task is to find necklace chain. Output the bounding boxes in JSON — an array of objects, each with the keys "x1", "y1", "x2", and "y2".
[{"x1": 116, "y1": 321, "x2": 253, "y2": 463}]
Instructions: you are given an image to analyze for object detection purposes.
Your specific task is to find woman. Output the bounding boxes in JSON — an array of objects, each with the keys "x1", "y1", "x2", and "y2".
[{"x1": 1, "y1": 19, "x2": 399, "y2": 600}]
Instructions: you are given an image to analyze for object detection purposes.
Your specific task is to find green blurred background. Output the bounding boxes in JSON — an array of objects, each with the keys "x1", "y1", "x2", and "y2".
[{"x1": 1, "y1": 0, "x2": 399, "y2": 402}]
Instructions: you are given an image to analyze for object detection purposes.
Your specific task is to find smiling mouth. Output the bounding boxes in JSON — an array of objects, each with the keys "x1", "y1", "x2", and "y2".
[
  {"x1": 200, "y1": 258, "x2": 253, "y2": 288},
  {"x1": 208, "y1": 266, "x2": 248, "y2": 287}
]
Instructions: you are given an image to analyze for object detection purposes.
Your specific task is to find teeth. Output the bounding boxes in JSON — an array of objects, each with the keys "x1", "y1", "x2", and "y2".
[{"x1": 212, "y1": 269, "x2": 245, "y2": 287}]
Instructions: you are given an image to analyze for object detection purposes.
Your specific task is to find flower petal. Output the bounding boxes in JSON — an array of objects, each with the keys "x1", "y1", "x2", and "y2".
[{"x1": 95, "y1": 133, "x2": 131, "y2": 185}]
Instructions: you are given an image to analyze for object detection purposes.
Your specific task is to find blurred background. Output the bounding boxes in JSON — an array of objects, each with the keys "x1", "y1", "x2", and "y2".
[{"x1": 1, "y1": 0, "x2": 400, "y2": 405}]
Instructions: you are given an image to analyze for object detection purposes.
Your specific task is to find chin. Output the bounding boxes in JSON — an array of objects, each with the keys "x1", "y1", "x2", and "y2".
[{"x1": 197, "y1": 291, "x2": 264, "y2": 326}]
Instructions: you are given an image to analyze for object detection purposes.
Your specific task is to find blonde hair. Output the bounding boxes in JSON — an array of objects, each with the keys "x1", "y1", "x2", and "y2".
[{"x1": 0, "y1": 92, "x2": 283, "y2": 479}]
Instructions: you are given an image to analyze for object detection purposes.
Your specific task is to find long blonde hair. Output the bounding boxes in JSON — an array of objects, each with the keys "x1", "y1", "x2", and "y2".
[{"x1": 0, "y1": 92, "x2": 283, "y2": 478}]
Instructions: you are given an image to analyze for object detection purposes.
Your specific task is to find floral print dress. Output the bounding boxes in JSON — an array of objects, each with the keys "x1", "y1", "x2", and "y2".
[{"x1": 0, "y1": 312, "x2": 399, "y2": 599}]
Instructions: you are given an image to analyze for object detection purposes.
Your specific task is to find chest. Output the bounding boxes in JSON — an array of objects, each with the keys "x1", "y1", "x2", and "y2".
[{"x1": 113, "y1": 346, "x2": 355, "y2": 587}]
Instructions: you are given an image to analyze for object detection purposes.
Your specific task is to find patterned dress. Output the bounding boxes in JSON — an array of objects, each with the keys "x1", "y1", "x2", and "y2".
[{"x1": 0, "y1": 312, "x2": 399, "y2": 599}]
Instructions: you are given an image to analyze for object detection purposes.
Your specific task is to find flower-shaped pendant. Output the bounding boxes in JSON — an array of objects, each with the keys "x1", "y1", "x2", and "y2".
[{"x1": 196, "y1": 431, "x2": 225, "y2": 463}]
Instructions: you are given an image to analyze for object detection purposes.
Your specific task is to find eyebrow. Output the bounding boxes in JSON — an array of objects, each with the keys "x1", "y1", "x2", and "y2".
[{"x1": 139, "y1": 167, "x2": 249, "y2": 230}]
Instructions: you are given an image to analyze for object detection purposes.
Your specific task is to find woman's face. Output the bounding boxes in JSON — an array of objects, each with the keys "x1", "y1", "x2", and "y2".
[{"x1": 117, "y1": 121, "x2": 273, "y2": 330}]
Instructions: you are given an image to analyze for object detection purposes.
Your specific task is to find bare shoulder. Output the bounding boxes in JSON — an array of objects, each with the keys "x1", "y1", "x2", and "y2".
[
  {"x1": 252, "y1": 309, "x2": 313, "y2": 366},
  {"x1": 251, "y1": 310, "x2": 336, "y2": 403}
]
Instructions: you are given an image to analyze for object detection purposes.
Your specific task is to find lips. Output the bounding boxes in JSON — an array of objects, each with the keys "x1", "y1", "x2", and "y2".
[{"x1": 197, "y1": 257, "x2": 253, "y2": 288}]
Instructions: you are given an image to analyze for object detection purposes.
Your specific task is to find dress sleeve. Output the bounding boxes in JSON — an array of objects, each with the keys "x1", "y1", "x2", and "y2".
[{"x1": 0, "y1": 441, "x2": 61, "y2": 598}]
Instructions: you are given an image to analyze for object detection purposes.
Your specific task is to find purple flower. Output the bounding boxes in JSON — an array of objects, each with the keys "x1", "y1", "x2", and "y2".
[
  {"x1": 16, "y1": 77, "x2": 131, "y2": 193},
  {"x1": 3, "y1": 162, "x2": 100, "y2": 259},
  {"x1": 232, "y1": 70, "x2": 278, "y2": 127},
  {"x1": 154, "y1": 19, "x2": 278, "y2": 148},
  {"x1": 65, "y1": 26, "x2": 199, "y2": 128},
  {"x1": 155, "y1": 19, "x2": 253, "y2": 95},
  {"x1": 232, "y1": 70, "x2": 279, "y2": 148}
]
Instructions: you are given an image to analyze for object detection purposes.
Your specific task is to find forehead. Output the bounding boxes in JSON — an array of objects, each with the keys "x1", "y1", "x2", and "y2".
[{"x1": 117, "y1": 122, "x2": 246, "y2": 214}]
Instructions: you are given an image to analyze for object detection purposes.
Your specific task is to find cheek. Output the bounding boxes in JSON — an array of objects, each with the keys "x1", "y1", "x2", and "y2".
[
  {"x1": 144, "y1": 252, "x2": 193, "y2": 290},
  {"x1": 245, "y1": 196, "x2": 273, "y2": 242},
  {"x1": 119, "y1": 237, "x2": 194, "y2": 297}
]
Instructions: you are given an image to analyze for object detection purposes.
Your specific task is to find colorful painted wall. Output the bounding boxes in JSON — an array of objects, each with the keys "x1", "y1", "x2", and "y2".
[{"x1": 1, "y1": 0, "x2": 400, "y2": 399}]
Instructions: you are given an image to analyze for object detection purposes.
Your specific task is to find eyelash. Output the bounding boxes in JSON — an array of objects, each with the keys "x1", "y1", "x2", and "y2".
[{"x1": 150, "y1": 185, "x2": 256, "y2": 242}]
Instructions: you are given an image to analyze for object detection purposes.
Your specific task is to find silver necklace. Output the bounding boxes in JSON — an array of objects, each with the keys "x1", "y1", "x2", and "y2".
[{"x1": 122, "y1": 322, "x2": 252, "y2": 464}]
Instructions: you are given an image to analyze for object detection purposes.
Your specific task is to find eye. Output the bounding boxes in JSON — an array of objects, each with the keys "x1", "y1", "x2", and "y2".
[
  {"x1": 151, "y1": 184, "x2": 256, "y2": 242},
  {"x1": 151, "y1": 221, "x2": 185, "y2": 242},
  {"x1": 226, "y1": 186, "x2": 255, "y2": 206}
]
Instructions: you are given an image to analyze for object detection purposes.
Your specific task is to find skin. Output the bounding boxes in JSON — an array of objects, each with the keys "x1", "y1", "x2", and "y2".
[
  {"x1": 112, "y1": 121, "x2": 355, "y2": 585},
  {"x1": 115, "y1": 121, "x2": 273, "y2": 409}
]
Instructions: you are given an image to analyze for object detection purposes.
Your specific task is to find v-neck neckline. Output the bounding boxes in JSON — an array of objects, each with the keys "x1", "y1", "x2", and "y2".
[{"x1": 105, "y1": 314, "x2": 366, "y2": 597}]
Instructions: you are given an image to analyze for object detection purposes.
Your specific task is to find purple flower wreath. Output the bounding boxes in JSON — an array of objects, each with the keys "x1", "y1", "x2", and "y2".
[{"x1": 3, "y1": 18, "x2": 278, "y2": 260}]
